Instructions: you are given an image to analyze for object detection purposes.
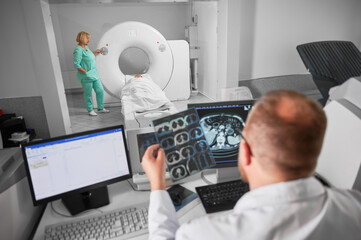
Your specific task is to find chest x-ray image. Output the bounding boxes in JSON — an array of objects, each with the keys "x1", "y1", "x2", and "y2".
[{"x1": 153, "y1": 108, "x2": 215, "y2": 181}]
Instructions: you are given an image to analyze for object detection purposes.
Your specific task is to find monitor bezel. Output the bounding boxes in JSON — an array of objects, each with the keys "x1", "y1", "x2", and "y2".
[
  {"x1": 21, "y1": 125, "x2": 132, "y2": 206},
  {"x1": 188, "y1": 99, "x2": 255, "y2": 168}
]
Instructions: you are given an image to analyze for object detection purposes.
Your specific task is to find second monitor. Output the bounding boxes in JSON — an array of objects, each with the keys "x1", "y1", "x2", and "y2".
[
  {"x1": 188, "y1": 100, "x2": 255, "y2": 182},
  {"x1": 22, "y1": 125, "x2": 132, "y2": 215}
]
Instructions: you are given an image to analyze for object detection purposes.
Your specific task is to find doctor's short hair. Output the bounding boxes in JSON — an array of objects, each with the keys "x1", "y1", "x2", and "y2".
[
  {"x1": 76, "y1": 31, "x2": 90, "y2": 44},
  {"x1": 245, "y1": 90, "x2": 327, "y2": 176}
]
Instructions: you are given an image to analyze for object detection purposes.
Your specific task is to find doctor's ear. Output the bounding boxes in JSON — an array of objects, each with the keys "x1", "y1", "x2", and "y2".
[{"x1": 240, "y1": 140, "x2": 252, "y2": 166}]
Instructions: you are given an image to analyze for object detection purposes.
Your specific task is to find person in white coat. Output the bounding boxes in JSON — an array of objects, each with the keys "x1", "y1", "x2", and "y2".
[{"x1": 142, "y1": 89, "x2": 361, "y2": 240}]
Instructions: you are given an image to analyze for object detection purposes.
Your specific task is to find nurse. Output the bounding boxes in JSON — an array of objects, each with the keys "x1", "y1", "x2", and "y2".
[{"x1": 73, "y1": 31, "x2": 110, "y2": 116}]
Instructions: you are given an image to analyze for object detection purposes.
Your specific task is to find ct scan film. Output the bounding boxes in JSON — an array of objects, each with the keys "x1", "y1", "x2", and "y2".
[
  {"x1": 153, "y1": 108, "x2": 216, "y2": 181},
  {"x1": 137, "y1": 132, "x2": 157, "y2": 163}
]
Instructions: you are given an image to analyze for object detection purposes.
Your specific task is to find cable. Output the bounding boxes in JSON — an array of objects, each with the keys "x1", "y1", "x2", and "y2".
[{"x1": 201, "y1": 170, "x2": 216, "y2": 185}]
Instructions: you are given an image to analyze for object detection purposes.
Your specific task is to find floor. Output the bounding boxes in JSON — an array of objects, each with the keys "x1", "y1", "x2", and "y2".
[
  {"x1": 66, "y1": 93, "x2": 124, "y2": 133},
  {"x1": 66, "y1": 91, "x2": 212, "y2": 133}
]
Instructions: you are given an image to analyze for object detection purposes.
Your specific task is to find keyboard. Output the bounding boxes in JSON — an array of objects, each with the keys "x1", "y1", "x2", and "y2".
[
  {"x1": 195, "y1": 179, "x2": 250, "y2": 213},
  {"x1": 44, "y1": 203, "x2": 149, "y2": 240}
]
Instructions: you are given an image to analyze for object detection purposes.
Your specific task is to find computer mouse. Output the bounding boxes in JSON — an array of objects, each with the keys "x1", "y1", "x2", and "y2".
[{"x1": 170, "y1": 193, "x2": 182, "y2": 206}]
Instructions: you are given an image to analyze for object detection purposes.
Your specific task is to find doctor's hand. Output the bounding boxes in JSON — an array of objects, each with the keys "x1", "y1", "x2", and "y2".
[{"x1": 142, "y1": 144, "x2": 166, "y2": 191}]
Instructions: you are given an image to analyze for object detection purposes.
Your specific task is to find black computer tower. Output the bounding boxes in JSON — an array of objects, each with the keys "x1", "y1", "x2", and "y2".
[{"x1": 0, "y1": 114, "x2": 27, "y2": 148}]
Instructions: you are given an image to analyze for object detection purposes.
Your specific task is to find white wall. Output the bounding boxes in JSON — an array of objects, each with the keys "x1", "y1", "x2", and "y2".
[
  {"x1": 0, "y1": 0, "x2": 39, "y2": 98},
  {"x1": 0, "y1": 0, "x2": 71, "y2": 137},
  {"x1": 21, "y1": 0, "x2": 71, "y2": 136},
  {"x1": 49, "y1": 2, "x2": 190, "y2": 90},
  {"x1": 223, "y1": 0, "x2": 241, "y2": 89},
  {"x1": 216, "y1": 0, "x2": 227, "y2": 98},
  {"x1": 193, "y1": 1, "x2": 218, "y2": 100},
  {"x1": 238, "y1": 0, "x2": 255, "y2": 82},
  {"x1": 193, "y1": 0, "x2": 242, "y2": 100},
  {"x1": 248, "y1": 0, "x2": 361, "y2": 80}
]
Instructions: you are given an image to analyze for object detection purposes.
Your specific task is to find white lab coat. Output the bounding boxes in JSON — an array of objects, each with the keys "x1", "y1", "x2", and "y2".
[{"x1": 148, "y1": 177, "x2": 361, "y2": 240}]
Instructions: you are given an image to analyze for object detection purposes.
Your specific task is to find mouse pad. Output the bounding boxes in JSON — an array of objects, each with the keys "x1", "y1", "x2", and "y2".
[
  {"x1": 167, "y1": 184, "x2": 198, "y2": 211},
  {"x1": 153, "y1": 108, "x2": 216, "y2": 181}
]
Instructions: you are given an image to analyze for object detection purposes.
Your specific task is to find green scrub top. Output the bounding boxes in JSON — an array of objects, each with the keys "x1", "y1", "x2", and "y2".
[{"x1": 73, "y1": 45, "x2": 100, "y2": 82}]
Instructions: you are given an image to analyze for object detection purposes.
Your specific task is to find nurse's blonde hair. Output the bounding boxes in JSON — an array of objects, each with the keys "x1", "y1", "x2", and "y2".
[{"x1": 76, "y1": 31, "x2": 90, "y2": 44}]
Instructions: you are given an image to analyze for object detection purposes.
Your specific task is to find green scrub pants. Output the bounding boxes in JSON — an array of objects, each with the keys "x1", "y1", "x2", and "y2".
[{"x1": 81, "y1": 79, "x2": 104, "y2": 112}]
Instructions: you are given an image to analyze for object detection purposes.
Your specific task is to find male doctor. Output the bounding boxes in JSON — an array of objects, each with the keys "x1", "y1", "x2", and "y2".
[{"x1": 142, "y1": 90, "x2": 361, "y2": 239}]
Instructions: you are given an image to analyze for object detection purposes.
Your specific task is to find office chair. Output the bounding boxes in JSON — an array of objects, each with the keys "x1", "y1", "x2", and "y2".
[{"x1": 297, "y1": 41, "x2": 361, "y2": 105}]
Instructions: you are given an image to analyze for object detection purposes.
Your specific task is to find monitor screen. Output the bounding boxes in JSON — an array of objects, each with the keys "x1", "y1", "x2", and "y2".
[
  {"x1": 22, "y1": 125, "x2": 131, "y2": 206},
  {"x1": 188, "y1": 100, "x2": 254, "y2": 168}
]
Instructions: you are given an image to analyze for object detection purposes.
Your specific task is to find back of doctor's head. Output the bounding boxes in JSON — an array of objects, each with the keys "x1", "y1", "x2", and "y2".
[
  {"x1": 245, "y1": 90, "x2": 327, "y2": 178},
  {"x1": 76, "y1": 31, "x2": 90, "y2": 44}
]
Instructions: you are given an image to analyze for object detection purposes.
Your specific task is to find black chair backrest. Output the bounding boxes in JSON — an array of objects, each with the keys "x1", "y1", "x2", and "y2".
[{"x1": 297, "y1": 41, "x2": 361, "y2": 85}]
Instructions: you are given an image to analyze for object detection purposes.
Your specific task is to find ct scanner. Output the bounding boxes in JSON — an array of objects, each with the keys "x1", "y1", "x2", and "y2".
[
  {"x1": 94, "y1": 21, "x2": 190, "y2": 128},
  {"x1": 94, "y1": 22, "x2": 190, "y2": 128}
]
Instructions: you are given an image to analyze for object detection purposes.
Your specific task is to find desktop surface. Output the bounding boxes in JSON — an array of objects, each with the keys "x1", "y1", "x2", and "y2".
[
  {"x1": 32, "y1": 175, "x2": 208, "y2": 240},
  {"x1": 32, "y1": 180, "x2": 150, "y2": 240}
]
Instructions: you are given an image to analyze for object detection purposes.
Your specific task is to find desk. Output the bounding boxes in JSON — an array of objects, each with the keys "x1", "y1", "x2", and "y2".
[{"x1": 33, "y1": 174, "x2": 211, "y2": 239}]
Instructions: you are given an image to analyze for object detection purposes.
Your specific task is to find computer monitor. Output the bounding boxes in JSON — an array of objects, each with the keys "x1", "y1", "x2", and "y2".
[
  {"x1": 22, "y1": 125, "x2": 131, "y2": 215},
  {"x1": 188, "y1": 100, "x2": 255, "y2": 182}
]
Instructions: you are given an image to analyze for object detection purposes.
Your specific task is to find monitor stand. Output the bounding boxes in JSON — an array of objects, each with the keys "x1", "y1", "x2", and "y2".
[
  {"x1": 62, "y1": 186, "x2": 110, "y2": 215},
  {"x1": 216, "y1": 167, "x2": 241, "y2": 183}
]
